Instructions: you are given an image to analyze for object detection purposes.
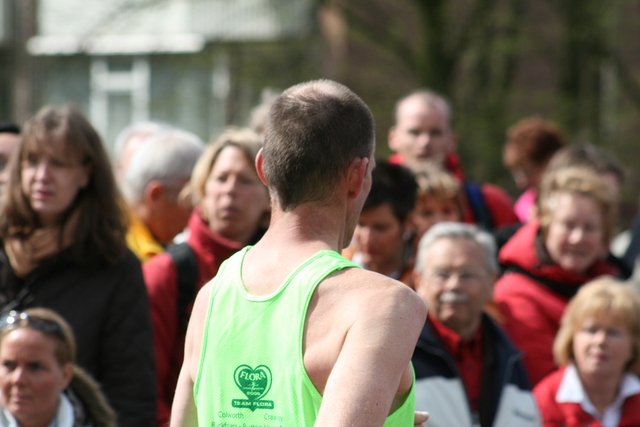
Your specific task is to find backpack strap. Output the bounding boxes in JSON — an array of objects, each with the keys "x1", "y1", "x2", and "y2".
[
  {"x1": 464, "y1": 182, "x2": 494, "y2": 231},
  {"x1": 165, "y1": 243, "x2": 198, "y2": 334},
  {"x1": 623, "y1": 215, "x2": 640, "y2": 272}
]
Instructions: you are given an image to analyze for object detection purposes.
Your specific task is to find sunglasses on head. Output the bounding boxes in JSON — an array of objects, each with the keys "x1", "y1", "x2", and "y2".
[{"x1": 0, "y1": 311, "x2": 65, "y2": 341}]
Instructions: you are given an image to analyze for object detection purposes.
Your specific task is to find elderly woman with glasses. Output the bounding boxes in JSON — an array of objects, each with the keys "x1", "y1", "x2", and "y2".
[
  {"x1": 534, "y1": 277, "x2": 640, "y2": 426},
  {"x1": 0, "y1": 308, "x2": 116, "y2": 427}
]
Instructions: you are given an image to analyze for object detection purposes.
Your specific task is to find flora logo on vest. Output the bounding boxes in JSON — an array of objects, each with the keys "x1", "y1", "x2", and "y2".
[{"x1": 232, "y1": 364, "x2": 275, "y2": 412}]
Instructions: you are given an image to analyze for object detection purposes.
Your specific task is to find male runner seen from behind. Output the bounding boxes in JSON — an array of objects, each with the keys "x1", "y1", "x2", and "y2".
[{"x1": 170, "y1": 79, "x2": 427, "y2": 427}]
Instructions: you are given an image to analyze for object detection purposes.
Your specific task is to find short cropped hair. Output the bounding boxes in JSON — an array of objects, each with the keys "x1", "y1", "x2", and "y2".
[
  {"x1": 553, "y1": 277, "x2": 640, "y2": 375},
  {"x1": 538, "y1": 166, "x2": 618, "y2": 244},
  {"x1": 414, "y1": 162, "x2": 464, "y2": 217},
  {"x1": 393, "y1": 89, "x2": 453, "y2": 126},
  {"x1": 181, "y1": 127, "x2": 263, "y2": 210},
  {"x1": 123, "y1": 129, "x2": 204, "y2": 203},
  {"x1": 262, "y1": 80, "x2": 375, "y2": 211},
  {"x1": 414, "y1": 222, "x2": 498, "y2": 275},
  {"x1": 503, "y1": 116, "x2": 565, "y2": 169},
  {"x1": 0, "y1": 307, "x2": 77, "y2": 366},
  {"x1": 545, "y1": 144, "x2": 625, "y2": 187},
  {"x1": 363, "y1": 160, "x2": 417, "y2": 224}
]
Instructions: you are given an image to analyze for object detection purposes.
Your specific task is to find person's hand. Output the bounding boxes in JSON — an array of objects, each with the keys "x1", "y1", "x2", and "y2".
[{"x1": 414, "y1": 410, "x2": 429, "y2": 426}]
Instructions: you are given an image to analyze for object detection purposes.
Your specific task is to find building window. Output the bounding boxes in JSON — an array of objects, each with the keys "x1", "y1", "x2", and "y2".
[{"x1": 90, "y1": 56, "x2": 149, "y2": 153}]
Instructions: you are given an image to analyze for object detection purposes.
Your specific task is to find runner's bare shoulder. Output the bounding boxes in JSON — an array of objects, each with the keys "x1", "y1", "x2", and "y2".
[{"x1": 319, "y1": 267, "x2": 427, "y2": 331}]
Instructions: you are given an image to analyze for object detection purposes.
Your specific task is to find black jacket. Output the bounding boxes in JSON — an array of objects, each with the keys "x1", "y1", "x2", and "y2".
[
  {"x1": 412, "y1": 314, "x2": 539, "y2": 426},
  {"x1": 0, "y1": 246, "x2": 156, "y2": 427}
]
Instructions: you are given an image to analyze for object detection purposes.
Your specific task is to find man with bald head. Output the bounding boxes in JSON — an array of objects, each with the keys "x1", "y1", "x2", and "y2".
[
  {"x1": 389, "y1": 90, "x2": 518, "y2": 230},
  {"x1": 171, "y1": 80, "x2": 427, "y2": 427},
  {"x1": 389, "y1": 91, "x2": 457, "y2": 172}
]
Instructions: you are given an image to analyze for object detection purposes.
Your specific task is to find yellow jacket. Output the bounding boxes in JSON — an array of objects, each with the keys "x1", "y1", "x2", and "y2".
[{"x1": 126, "y1": 210, "x2": 164, "y2": 262}]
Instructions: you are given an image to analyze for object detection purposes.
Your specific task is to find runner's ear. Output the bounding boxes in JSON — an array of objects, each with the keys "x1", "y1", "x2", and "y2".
[
  {"x1": 346, "y1": 156, "x2": 369, "y2": 200},
  {"x1": 255, "y1": 149, "x2": 268, "y2": 186}
]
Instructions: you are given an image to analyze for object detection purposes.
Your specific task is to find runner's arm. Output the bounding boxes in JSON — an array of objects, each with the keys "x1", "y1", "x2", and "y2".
[
  {"x1": 170, "y1": 364, "x2": 198, "y2": 427},
  {"x1": 315, "y1": 280, "x2": 427, "y2": 427},
  {"x1": 170, "y1": 283, "x2": 212, "y2": 427}
]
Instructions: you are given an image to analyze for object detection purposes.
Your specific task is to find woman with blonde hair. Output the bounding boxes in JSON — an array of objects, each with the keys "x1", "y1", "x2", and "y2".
[
  {"x1": 0, "y1": 307, "x2": 116, "y2": 427},
  {"x1": 534, "y1": 277, "x2": 640, "y2": 426},
  {"x1": 495, "y1": 166, "x2": 621, "y2": 386},
  {"x1": 412, "y1": 162, "x2": 464, "y2": 242},
  {"x1": 0, "y1": 106, "x2": 155, "y2": 426},
  {"x1": 143, "y1": 127, "x2": 270, "y2": 426}
]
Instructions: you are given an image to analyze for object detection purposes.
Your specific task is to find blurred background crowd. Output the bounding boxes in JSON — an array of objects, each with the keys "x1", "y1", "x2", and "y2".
[{"x1": 1, "y1": 1, "x2": 640, "y2": 427}]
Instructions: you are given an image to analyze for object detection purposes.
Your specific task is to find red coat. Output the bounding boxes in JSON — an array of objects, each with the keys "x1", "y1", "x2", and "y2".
[
  {"x1": 143, "y1": 209, "x2": 243, "y2": 426},
  {"x1": 389, "y1": 152, "x2": 518, "y2": 229},
  {"x1": 534, "y1": 366, "x2": 640, "y2": 426},
  {"x1": 494, "y1": 221, "x2": 619, "y2": 386}
]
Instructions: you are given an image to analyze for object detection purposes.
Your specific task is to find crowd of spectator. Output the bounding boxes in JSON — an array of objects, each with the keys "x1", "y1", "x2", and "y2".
[{"x1": 0, "y1": 81, "x2": 639, "y2": 427}]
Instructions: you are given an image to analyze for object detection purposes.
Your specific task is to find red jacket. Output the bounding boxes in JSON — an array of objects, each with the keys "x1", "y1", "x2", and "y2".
[
  {"x1": 389, "y1": 152, "x2": 519, "y2": 229},
  {"x1": 534, "y1": 366, "x2": 640, "y2": 426},
  {"x1": 494, "y1": 221, "x2": 619, "y2": 386},
  {"x1": 143, "y1": 209, "x2": 243, "y2": 426}
]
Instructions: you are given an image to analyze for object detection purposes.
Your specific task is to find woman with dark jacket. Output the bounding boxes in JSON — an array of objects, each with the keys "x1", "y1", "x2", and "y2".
[
  {"x1": 494, "y1": 166, "x2": 620, "y2": 387},
  {"x1": 0, "y1": 106, "x2": 156, "y2": 426}
]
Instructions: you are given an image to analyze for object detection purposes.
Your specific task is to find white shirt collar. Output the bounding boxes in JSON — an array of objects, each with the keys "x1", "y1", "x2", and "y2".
[{"x1": 556, "y1": 364, "x2": 640, "y2": 427}]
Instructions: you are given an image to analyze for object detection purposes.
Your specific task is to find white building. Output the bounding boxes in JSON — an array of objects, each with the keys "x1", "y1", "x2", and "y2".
[{"x1": 2, "y1": 0, "x2": 317, "y2": 151}]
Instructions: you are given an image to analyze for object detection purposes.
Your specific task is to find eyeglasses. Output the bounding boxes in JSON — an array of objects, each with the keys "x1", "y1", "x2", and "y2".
[
  {"x1": 427, "y1": 268, "x2": 486, "y2": 286},
  {"x1": 0, "y1": 311, "x2": 65, "y2": 341}
]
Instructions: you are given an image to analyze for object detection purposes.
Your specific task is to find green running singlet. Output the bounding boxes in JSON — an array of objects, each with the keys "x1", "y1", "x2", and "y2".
[{"x1": 194, "y1": 247, "x2": 416, "y2": 426}]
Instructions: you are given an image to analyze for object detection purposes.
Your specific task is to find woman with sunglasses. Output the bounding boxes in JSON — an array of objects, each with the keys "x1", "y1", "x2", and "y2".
[
  {"x1": 0, "y1": 106, "x2": 155, "y2": 426},
  {"x1": 0, "y1": 308, "x2": 116, "y2": 427}
]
